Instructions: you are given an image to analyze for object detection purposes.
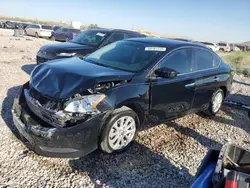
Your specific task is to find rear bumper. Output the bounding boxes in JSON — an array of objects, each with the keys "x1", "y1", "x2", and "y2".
[
  {"x1": 39, "y1": 32, "x2": 52, "y2": 37},
  {"x1": 12, "y1": 86, "x2": 107, "y2": 158}
]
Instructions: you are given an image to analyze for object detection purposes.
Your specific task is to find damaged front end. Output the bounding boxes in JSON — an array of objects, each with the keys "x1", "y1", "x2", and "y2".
[{"x1": 21, "y1": 82, "x2": 113, "y2": 128}]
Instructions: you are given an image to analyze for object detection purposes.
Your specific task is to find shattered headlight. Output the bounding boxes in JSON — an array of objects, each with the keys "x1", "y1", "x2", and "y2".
[
  {"x1": 56, "y1": 52, "x2": 76, "y2": 57},
  {"x1": 64, "y1": 94, "x2": 111, "y2": 113}
]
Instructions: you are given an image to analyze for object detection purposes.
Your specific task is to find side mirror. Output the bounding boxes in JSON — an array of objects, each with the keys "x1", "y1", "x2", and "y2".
[{"x1": 155, "y1": 67, "x2": 178, "y2": 78}]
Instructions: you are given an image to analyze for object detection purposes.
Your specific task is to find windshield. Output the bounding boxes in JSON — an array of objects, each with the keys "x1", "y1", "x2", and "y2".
[
  {"x1": 84, "y1": 40, "x2": 166, "y2": 72},
  {"x1": 70, "y1": 30, "x2": 108, "y2": 46}
]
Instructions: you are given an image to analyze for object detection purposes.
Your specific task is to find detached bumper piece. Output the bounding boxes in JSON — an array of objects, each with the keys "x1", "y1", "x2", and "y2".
[{"x1": 12, "y1": 85, "x2": 106, "y2": 158}]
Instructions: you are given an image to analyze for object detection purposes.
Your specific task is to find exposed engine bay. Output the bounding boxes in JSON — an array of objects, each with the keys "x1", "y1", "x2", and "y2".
[{"x1": 22, "y1": 81, "x2": 128, "y2": 128}]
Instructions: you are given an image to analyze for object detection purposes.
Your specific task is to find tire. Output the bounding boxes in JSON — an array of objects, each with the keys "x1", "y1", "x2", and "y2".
[
  {"x1": 35, "y1": 32, "x2": 39, "y2": 38},
  {"x1": 99, "y1": 106, "x2": 139, "y2": 154},
  {"x1": 24, "y1": 30, "x2": 27, "y2": 36},
  {"x1": 219, "y1": 48, "x2": 224, "y2": 52},
  {"x1": 202, "y1": 89, "x2": 224, "y2": 116},
  {"x1": 65, "y1": 37, "x2": 70, "y2": 42}
]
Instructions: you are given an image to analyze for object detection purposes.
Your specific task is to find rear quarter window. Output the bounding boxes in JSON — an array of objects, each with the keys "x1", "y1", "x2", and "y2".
[{"x1": 42, "y1": 25, "x2": 52, "y2": 30}]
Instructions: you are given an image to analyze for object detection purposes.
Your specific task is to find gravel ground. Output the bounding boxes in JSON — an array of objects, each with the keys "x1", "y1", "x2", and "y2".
[{"x1": 0, "y1": 28, "x2": 249, "y2": 188}]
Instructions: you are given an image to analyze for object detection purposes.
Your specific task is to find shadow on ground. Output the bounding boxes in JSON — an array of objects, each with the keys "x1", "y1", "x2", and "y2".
[
  {"x1": 1, "y1": 86, "x2": 22, "y2": 139},
  {"x1": 69, "y1": 142, "x2": 193, "y2": 187},
  {"x1": 21, "y1": 64, "x2": 36, "y2": 75},
  {"x1": 233, "y1": 79, "x2": 250, "y2": 87},
  {"x1": 198, "y1": 94, "x2": 250, "y2": 135}
]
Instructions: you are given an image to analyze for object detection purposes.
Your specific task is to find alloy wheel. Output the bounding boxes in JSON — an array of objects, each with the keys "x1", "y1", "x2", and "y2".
[
  {"x1": 212, "y1": 92, "x2": 223, "y2": 113},
  {"x1": 108, "y1": 116, "x2": 136, "y2": 150}
]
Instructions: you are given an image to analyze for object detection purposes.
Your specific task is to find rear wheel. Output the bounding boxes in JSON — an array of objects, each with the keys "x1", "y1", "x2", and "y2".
[
  {"x1": 35, "y1": 32, "x2": 39, "y2": 38},
  {"x1": 202, "y1": 89, "x2": 224, "y2": 116},
  {"x1": 65, "y1": 37, "x2": 70, "y2": 42},
  {"x1": 99, "y1": 107, "x2": 139, "y2": 154}
]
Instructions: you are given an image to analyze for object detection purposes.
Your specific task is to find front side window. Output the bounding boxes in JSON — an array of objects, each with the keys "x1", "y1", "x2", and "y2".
[
  {"x1": 160, "y1": 49, "x2": 193, "y2": 74},
  {"x1": 194, "y1": 49, "x2": 214, "y2": 71},
  {"x1": 71, "y1": 30, "x2": 108, "y2": 46},
  {"x1": 108, "y1": 33, "x2": 125, "y2": 43},
  {"x1": 84, "y1": 40, "x2": 166, "y2": 72}
]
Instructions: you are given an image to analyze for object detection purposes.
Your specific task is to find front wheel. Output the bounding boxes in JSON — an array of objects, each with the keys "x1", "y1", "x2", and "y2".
[
  {"x1": 99, "y1": 107, "x2": 139, "y2": 154},
  {"x1": 202, "y1": 89, "x2": 224, "y2": 116}
]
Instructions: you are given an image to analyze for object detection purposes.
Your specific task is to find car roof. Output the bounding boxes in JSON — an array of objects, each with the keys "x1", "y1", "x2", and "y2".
[
  {"x1": 126, "y1": 37, "x2": 207, "y2": 48},
  {"x1": 87, "y1": 28, "x2": 145, "y2": 35}
]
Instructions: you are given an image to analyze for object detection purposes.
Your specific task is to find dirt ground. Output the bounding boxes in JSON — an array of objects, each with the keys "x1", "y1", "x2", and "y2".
[{"x1": 0, "y1": 29, "x2": 249, "y2": 188}]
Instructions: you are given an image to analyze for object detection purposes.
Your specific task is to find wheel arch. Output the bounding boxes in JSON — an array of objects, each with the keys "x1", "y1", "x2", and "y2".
[{"x1": 116, "y1": 102, "x2": 145, "y2": 128}]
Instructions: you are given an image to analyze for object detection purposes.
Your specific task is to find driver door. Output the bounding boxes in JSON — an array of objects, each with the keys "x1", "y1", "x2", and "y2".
[{"x1": 150, "y1": 48, "x2": 196, "y2": 122}]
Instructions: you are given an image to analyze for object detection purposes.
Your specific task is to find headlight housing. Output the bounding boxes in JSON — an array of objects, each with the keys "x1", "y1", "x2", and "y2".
[
  {"x1": 56, "y1": 52, "x2": 76, "y2": 57},
  {"x1": 64, "y1": 94, "x2": 112, "y2": 114}
]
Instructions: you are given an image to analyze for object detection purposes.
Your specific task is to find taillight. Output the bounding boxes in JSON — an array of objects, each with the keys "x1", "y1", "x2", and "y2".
[{"x1": 225, "y1": 180, "x2": 238, "y2": 188}]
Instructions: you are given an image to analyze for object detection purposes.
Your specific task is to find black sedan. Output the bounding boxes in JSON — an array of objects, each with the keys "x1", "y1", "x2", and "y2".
[
  {"x1": 12, "y1": 38, "x2": 233, "y2": 158},
  {"x1": 36, "y1": 29, "x2": 146, "y2": 64}
]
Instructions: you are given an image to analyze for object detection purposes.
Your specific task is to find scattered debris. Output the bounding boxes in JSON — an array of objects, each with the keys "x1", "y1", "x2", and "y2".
[{"x1": 22, "y1": 55, "x2": 33, "y2": 61}]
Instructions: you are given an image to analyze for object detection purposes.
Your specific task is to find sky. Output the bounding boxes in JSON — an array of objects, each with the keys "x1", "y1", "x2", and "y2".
[{"x1": 0, "y1": 0, "x2": 249, "y2": 43}]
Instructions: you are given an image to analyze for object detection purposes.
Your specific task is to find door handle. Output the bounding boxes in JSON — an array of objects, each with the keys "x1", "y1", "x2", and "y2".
[
  {"x1": 185, "y1": 83, "x2": 196, "y2": 88},
  {"x1": 213, "y1": 77, "x2": 219, "y2": 82}
]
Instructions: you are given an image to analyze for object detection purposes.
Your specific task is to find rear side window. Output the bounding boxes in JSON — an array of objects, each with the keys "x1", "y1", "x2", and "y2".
[
  {"x1": 70, "y1": 29, "x2": 80, "y2": 33},
  {"x1": 194, "y1": 49, "x2": 217, "y2": 71},
  {"x1": 34, "y1": 25, "x2": 40, "y2": 29},
  {"x1": 42, "y1": 25, "x2": 52, "y2": 30},
  {"x1": 108, "y1": 33, "x2": 125, "y2": 43},
  {"x1": 160, "y1": 49, "x2": 193, "y2": 74}
]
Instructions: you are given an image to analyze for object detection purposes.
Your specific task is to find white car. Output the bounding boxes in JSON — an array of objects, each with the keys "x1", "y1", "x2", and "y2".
[
  {"x1": 25, "y1": 24, "x2": 53, "y2": 38},
  {"x1": 201, "y1": 42, "x2": 220, "y2": 52}
]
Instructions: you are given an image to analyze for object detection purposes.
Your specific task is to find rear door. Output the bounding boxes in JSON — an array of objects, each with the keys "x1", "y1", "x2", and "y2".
[
  {"x1": 191, "y1": 48, "x2": 221, "y2": 111},
  {"x1": 61, "y1": 28, "x2": 68, "y2": 41},
  {"x1": 150, "y1": 48, "x2": 196, "y2": 122}
]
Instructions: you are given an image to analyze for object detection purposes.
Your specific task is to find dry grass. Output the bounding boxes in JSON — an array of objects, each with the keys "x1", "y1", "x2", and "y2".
[{"x1": 217, "y1": 51, "x2": 250, "y2": 76}]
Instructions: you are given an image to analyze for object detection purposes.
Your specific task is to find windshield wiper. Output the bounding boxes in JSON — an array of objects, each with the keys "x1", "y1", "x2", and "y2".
[{"x1": 85, "y1": 59, "x2": 112, "y2": 68}]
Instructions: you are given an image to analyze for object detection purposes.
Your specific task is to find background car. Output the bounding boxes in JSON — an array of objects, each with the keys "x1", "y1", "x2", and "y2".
[
  {"x1": 2, "y1": 21, "x2": 16, "y2": 29},
  {"x1": 36, "y1": 29, "x2": 146, "y2": 64},
  {"x1": 50, "y1": 27, "x2": 81, "y2": 42},
  {"x1": 200, "y1": 42, "x2": 219, "y2": 52},
  {"x1": 52, "y1": 25, "x2": 61, "y2": 32},
  {"x1": 25, "y1": 24, "x2": 53, "y2": 38},
  {"x1": 16, "y1": 22, "x2": 31, "y2": 29},
  {"x1": 218, "y1": 42, "x2": 231, "y2": 52},
  {"x1": 0, "y1": 20, "x2": 4, "y2": 28}
]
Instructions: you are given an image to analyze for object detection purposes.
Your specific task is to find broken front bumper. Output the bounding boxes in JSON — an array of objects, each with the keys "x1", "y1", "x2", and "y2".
[{"x1": 12, "y1": 87, "x2": 107, "y2": 158}]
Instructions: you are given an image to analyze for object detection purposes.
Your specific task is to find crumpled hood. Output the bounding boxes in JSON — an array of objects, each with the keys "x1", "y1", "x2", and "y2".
[
  {"x1": 30, "y1": 58, "x2": 134, "y2": 99},
  {"x1": 40, "y1": 42, "x2": 94, "y2": 53}
]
